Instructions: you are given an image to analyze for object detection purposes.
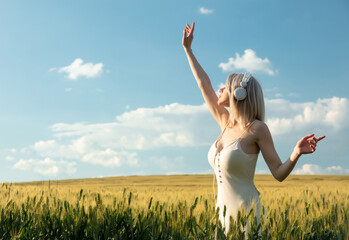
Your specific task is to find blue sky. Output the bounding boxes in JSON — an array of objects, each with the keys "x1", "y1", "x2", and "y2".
[{"x1": 0, "y1": 0, "x2": 348, "y2": 182}]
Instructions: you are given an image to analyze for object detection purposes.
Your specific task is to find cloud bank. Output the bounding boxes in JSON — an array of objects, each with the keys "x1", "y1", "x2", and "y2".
[
  {"x1": 7, "y1": 96, "x2": 348, "y2": 177},
  {"x1": 294, "y1": 164, "x2": 349, "y2": 175},
  {"x1": 265, "y1": 97, "x2": 348, "y2": 135},
  {"x1": 14, "y1": 158, "x2": 76, "y2": 177}
]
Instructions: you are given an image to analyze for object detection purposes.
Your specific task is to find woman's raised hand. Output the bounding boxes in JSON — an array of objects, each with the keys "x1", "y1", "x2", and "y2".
[
  {"x1": 182, "y1": 22, "x2": 195, "y2": 50},
  {"x1": 294, "y1": 134, "x2": 326, "y2": 156}
]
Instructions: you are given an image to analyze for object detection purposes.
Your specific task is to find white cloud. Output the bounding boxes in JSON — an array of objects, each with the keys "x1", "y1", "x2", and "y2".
[
  {"x1": 32, "y1": 139, "x2": 79, "y2": 159},
  {"x1": 199, "y1": 7, "x2": 214, "y2": 14},
  {"x1": 219, "y1": 49, "x2": 274, "y2": 75},
  {"x1": 13, "y1": 159, "x2": 33, "y2": 170},
  {"x1": 82, "y1": 149, "x2": 138, "y2": 167},
  {"x1": 294, "y1": 164, "x2": 322, "y2": 174},
  {"x1": 294, "y1": 164, "x2": 349, "y2": 175},
  {"x1": 13, "y1": 158, "x2": 76, "y2": 177},
  {"x1": 65, "y1": 88, "x2": 72, "y2": 92},
  {"x1": 5, "y1": 156, "x2": 14, "y2": 161},
  {"x1": 71, "y1": 136, "x2": 98, "y2": 155},
  {"x1": 50, "y1": 103, "x2": 217, "y2": 150},
  {"x1": 3, "y1": 148, "x2": 17, "y2": 154},
  {"x1": 265, "y1": 97, "x2": 349, "y2": 135},
  {"x1": 58, "y1": 58, "x2": 103, "y2": 80},
  {"x1": 149, "y1": 156, "x2": 185, "y2": 170},
  {"x1": 326, "y1": 166, "x2": 343, "y2": 171}
]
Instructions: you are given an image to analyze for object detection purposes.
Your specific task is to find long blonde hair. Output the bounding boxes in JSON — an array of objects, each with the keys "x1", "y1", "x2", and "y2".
[{"x1": 225, "y1": 73, "x2": 265, "y2": 129}]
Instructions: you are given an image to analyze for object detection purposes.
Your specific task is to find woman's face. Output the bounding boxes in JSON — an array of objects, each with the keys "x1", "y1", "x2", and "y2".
[{"x1": 217, "y1": 86, "x2": 229, "y2": 107}]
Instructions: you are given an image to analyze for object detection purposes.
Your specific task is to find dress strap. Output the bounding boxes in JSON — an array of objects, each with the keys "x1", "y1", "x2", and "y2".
[
  {"x1": 215, "y1": 120, "x2": 230, "y2": 146},
  {"x1": 221, "y1": 119, "x2": 230, "y2": 133},
  {"x1": 221, "y1": 120, "x2": 230, "y2": 136},
  {"x1": 238, "y1": 120, "x2": 257, "y2": 139}
]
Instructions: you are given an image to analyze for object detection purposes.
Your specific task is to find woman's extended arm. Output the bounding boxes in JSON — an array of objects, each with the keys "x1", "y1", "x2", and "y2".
[
  {"x1": 256, "y1": 122, "x2": 325, "y2": 182},
  {"x1": 182, "y1": 22, "x2": 229, "y2": 128},
  {"x1": 183, "y1": 48, "x2": 210, "y2": 91}
]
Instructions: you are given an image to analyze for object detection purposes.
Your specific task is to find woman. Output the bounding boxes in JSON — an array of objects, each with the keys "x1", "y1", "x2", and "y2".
[{"x1": 182, "y1": 22, "x2": 325, "y2": 238}]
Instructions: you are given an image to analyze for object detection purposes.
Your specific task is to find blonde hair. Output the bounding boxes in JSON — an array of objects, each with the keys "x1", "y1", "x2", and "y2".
[{"x1": 225, "y1": 73, "x2": 265, "y2": 129}]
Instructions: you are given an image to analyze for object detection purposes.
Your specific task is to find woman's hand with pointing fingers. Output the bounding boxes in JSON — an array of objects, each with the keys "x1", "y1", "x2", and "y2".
[{"x1": 294, "y1": 134, "x2": 326, "y2": 156}]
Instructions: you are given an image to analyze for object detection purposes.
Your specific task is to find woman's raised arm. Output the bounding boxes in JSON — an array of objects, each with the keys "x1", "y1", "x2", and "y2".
[{"x1": 182, "y1": 22, "x2": 229, "y2": 129}]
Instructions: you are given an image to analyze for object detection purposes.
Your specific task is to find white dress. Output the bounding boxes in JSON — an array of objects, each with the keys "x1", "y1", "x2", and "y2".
[{"x1": 208, "y1": 120, "x2": 266, "y2": 238}]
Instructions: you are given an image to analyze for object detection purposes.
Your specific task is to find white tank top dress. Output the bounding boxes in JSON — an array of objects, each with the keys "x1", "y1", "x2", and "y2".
[{"x1": 208, "y1": 120, "x2": 266, "y2": 238}]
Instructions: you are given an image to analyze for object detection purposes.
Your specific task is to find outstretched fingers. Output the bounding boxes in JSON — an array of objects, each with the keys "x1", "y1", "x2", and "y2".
[
  {"x1": 303, "y1": 134, "x2": 326, "y2": 142},
  {"x1": 185, "y1": 24, "x2": 191, "y2": 33},
  {"x1": 185, "y1": 22, "x2": 195, "y2": 36},
  {"x1": 190, "y1": 22, "x2": 195, "y2": 34},
  {"x1": 303, "y1": 134, "x2": 315, "y2": 141},
  {"x1": 308, "y1": 140, "x2": 316, "y2": 147},
  {"x1": 316, "y1": 136, "x2": 326, "y2": 142}
]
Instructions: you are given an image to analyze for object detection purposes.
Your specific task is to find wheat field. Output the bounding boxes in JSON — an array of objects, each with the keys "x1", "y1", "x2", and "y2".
[{"x1": 0, "y1": 174, "x2": 348, "y2": 239}]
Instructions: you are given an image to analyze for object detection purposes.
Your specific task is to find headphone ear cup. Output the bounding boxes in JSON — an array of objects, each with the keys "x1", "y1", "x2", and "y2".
[{"x1": 234, "y1": 87, "x2": 247, "y2": 100}]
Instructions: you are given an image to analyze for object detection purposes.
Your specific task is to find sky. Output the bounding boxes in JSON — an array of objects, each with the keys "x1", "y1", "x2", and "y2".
[{"x1": 0, "y1": 0, "x2": 348, "y2": 182}]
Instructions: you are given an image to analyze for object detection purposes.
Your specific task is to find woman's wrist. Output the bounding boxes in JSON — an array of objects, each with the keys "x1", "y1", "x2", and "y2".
[
  {"x1": 184, "y1": 47, "x2": 192, "y2": 53},
  {"x1": 291, "y1": 148, "x2": 301, "y2": 162}
]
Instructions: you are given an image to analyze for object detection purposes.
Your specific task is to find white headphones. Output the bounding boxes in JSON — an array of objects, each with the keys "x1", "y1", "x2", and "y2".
[{"x1": 233, "y1": 72, "x2": 252, "y2": 101}]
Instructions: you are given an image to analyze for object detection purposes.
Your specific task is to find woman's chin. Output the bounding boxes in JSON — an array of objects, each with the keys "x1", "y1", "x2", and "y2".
[{"x1": 217, "y1": 101, "x2": 229, "y2": 108}]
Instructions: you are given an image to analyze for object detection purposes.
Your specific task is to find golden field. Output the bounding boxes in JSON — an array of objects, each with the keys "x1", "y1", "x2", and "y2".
[{"x1": 1, "y1": 174, "x2": 348, "y2": 239}]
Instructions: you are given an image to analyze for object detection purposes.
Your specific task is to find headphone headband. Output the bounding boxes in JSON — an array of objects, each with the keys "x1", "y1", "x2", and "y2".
[
  {"x1": 242, "y1": 72, "x2": 252, "y2": 83},
  {"x1": 233, "y1": 72, "x2": 252, "y2": 101}
]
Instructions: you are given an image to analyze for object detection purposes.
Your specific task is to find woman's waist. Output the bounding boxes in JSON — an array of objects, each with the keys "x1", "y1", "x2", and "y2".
[{"x1": 217, "y1": 183, "x2": 260, "y2": 199}]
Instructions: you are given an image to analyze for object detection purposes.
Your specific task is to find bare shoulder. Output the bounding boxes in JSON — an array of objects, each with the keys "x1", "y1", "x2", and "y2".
[
  {"x1": 253, "y1": 120, "x2": 268, "y2": 130},
  {"x1": 252, "y1": 120, "x2": 270, "y2": 140}
]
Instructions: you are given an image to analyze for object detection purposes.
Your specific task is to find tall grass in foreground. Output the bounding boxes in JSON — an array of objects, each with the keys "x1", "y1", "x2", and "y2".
[{"x1": 0, "y1": 182, "x2": 348, "y2": 239}]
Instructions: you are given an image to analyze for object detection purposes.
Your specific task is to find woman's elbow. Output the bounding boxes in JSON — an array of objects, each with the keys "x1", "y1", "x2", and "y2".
[
  {"x1": 274, "y1": 173, "x2": 284, "y2": 182},
  {"x1": 272, "y1": 163, "x2": 284, "y2": 182}
]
